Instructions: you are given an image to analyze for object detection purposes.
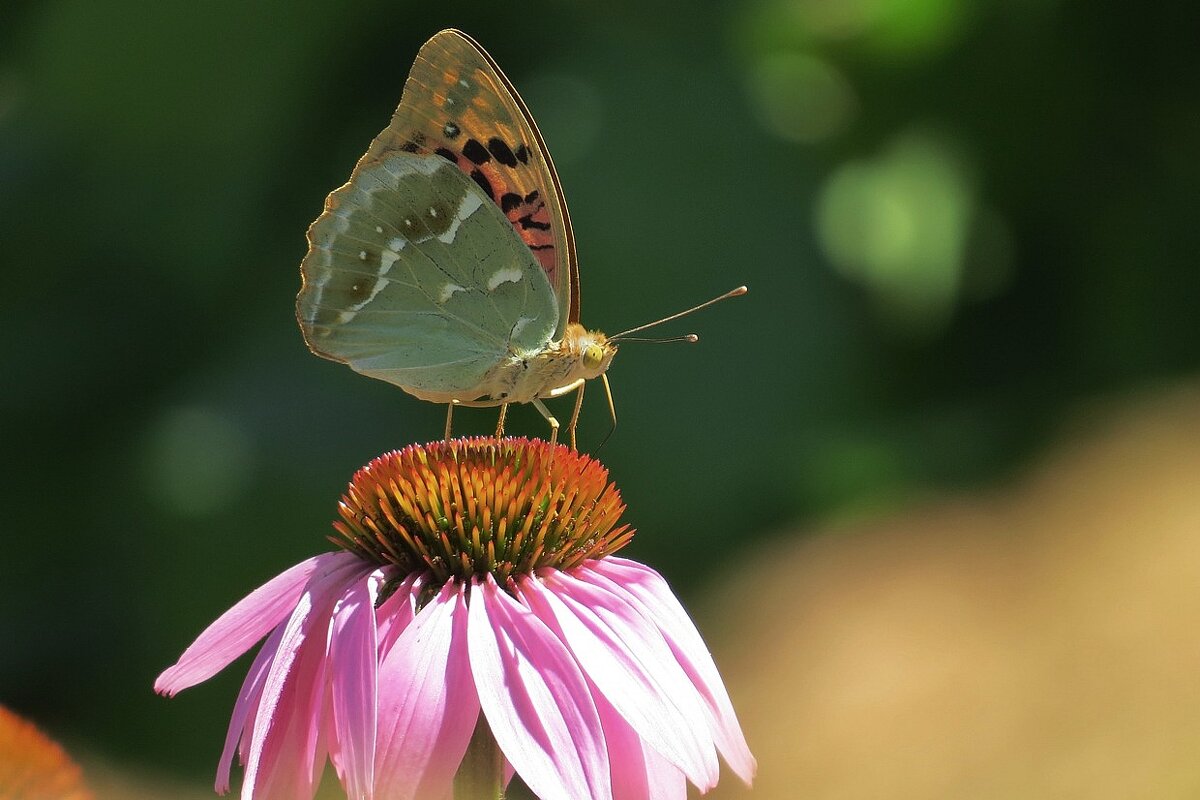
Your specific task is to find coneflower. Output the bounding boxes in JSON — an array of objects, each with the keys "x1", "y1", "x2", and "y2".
[{"x1": 156, "y1": 437, "x2": 754, "y2": 800}]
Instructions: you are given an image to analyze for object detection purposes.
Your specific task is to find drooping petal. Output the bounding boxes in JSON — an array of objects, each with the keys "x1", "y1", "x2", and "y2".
[
  {"x1": 243, "y1": 557, "x2": 368, "y2": 800},
  {"x1": 373, "y1": 581, "x2": 479, "y2": 800},
  {"x1": 587, "y1": 558, "x2": 757, "y2": 784},
  {"x1": 216, "y1": 623, "x2": 285, "y2": 794},
  {"x1": 375, "y1": 573, "x2": 423, "y2": 656},
  {"x1": 240, "y1": 595, "x2": 318, "y2": 800},
  {"x1": 328, "y1": 570, "x2": 384, "y2": 800},
  {"x1": 156, "y1": 552, "x2": 357, "y2": 696},
  {"x1": 520, "y1": 571, "x2": 718, "y2": 791},
  {"x1": 467, "y1": 575, "x2": 612, "y2": 800},
  {"x1": 594, "y1": 689, "x2": 687, "y2": 800}
]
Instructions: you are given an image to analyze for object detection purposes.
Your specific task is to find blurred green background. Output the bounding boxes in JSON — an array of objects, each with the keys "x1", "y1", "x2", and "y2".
[{"x1": 2, "y1": 0, "x2": 1198, "y2": 795}]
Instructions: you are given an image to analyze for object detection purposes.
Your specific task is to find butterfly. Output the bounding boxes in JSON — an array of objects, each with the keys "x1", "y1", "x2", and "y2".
[{"x1": 297, "y1": 29, "x2": 743, "y2": 448}]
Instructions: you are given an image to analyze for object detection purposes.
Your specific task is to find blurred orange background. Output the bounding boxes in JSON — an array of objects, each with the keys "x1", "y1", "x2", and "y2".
[{"x1": 707, "y1": 385, "x2": 1200, "y2": 799}]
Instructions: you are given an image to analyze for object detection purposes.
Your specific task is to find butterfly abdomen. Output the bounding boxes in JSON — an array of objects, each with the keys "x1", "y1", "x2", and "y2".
[{"x1": 400, "y1": 323, "x2": 615, "y2": 408}]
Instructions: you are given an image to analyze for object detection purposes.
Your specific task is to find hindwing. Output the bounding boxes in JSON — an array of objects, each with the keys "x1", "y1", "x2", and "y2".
[{"x1": 297, "y1": 153, "x2": 557, "y2": 397}]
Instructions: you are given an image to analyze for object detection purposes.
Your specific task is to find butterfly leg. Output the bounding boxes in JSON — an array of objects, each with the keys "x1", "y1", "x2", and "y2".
[
  {"x1": 494, "y1": 402, "x2": 509, "y2": 440},
  {"x1": 444, "y1": 401, "x2": 457, "y2": 441},
  {"x1": 531, "y1": 398, "x2": 560, "y2": 448},
  {"x1": 565, "y1": 381, "x2": 586, "y2": 451}
]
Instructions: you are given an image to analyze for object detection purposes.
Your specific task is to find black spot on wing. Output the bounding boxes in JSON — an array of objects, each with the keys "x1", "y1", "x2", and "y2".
[
  {"x1": 470, "y1": 169, "x2": 494, "y2": 199},
  {"x1": 517, "y1": 214, "x2": 552, "y2": 232},
  {"x1": 401, "y1": 140, "x2": 420, "y2": 153},
  {"x1": 528, "y1": 243, "x2": 554, "y2": 250},
  {"x1": 513, "y1": 143, "x2": 530, "y2": 164},
  {"x1": 435, "y1": 147, "x2": 459, "y2": 164},
  {"x1": 443, "y1": 121, "x2": 460, "y2": 139},
  {"x1": 500, "y1": 192, "x2": 523, "y2": 213},
  {"x1": 462, "y1": 138, "x2": 490, "y2": 165},
  {"x1": 487, "y1": 137, "x2": 518, "y2": 167},
  {"x1": 523, "y1": 190, "x2": 540, "y2": 204}
]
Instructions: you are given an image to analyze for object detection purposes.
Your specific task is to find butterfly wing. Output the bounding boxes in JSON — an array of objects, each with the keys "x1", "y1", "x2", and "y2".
[
  {"x1": 365, "y1": 29, "x2": 579, "y2": 329},
  {"x1": 297, "y1": 152, "x2": 558, "y2": 398},
  {"x1": 297, "y1": 31, "x2": 572, "y2": 398}
]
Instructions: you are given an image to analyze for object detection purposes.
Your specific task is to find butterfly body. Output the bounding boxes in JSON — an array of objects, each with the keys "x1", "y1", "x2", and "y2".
[
  {"x1": 297, "y1": 30, "x2": 614, "y2": 430},
  {"x1": 403, "y1": 323, "x2": 614, "y2": 406}
]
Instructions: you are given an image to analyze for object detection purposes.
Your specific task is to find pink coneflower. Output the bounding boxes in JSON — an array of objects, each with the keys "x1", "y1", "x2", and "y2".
[{"x1": 156, "y1": 437, "x2": 755, "y2": 800}]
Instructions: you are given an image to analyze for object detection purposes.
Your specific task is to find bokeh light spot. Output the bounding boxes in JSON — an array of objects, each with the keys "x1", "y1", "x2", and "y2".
[
  {"x1": 816, "y1": 130, "x2": 975, "y2": 332},
  {"x1": 142, "y1": 406, "x2": 254, "y2": 517},
  {"x1": 747, "y1": 52, "x2": 857, "y2": 143},
  {"x1": 736, "y1": 0, "x2": 971, "y2": 62},
  {"x1": 865, "y1": 0, "x2": 970, "y2": 56}
]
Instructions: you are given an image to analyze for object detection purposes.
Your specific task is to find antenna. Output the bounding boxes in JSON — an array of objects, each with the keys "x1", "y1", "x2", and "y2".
[
  {"x1": 613, "y1": 334, "x2": 699, "y2": 344},
  {"x1": 610, "y1": 286, "x2": 747, "y2": 340}
]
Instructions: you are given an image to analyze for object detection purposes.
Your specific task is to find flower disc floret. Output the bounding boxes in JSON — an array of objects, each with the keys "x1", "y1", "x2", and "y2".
[{"x1": 331, "y1": 437, "x2": 633, "y2": 583}]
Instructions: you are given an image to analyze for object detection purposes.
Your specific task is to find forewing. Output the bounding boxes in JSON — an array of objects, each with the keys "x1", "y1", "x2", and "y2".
[
  {"x1": 297, "y1": 153, "x2": 558, "y2": 397},
  {"x1": 367, "y1": 29, "x2": 579, "y2": 330}
]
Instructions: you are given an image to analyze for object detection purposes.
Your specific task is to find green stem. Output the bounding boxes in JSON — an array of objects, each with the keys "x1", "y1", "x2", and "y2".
[{"x1": 454, "y1": 713, "x2": 505, "y2": 800}]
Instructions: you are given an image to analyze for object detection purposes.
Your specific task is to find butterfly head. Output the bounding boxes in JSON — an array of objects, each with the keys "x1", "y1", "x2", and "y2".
[{"x1": 563, "y1": 323, "x2": 617, "y2": 382}]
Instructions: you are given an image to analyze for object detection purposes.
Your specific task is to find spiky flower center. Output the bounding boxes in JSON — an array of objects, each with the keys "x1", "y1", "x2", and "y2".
[{"x1": 331, "y1": 437, "x2": 634, "y2": 583}]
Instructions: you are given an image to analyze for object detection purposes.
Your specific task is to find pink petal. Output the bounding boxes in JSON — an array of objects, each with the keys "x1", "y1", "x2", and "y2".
[
  {"x1": 243, "y1": 557, "x2": 368, "y2": 800},
  {"x1": 520, "y1": 571, "x2": 718, "y2": 791},
  {"x1": 328, "y1": 570, "x2": 384, "y2": 800},
  {"x1": 241, "y1": 595, "x2": 319, "y2": 799},
  {"x1": 375, "y1": 572, "x2": 422, "y2": 656},
  {"x1": 587, "y1": 558, "x2": 757, "y2": 785},
  {"x1": 467, "y1": 575, "x2": 611, "y2": 800},
  {"x1": 156, "y1": 552, "x2": 357, "y2": 696},
  {"x1": 595, "y1": 689, "x2": 686, "y2": 800},
  {"x1": 374, "y1": 581, "x2": 479, "y2": 800},
  {"x1": 215, "y1": 623, "x2": 285, "y2": 794}
]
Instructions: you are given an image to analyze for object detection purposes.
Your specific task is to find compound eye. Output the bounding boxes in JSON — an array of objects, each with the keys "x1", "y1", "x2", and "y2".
[{"x1": 582, "y1": 343, "x2": 605, "y2": 370}]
